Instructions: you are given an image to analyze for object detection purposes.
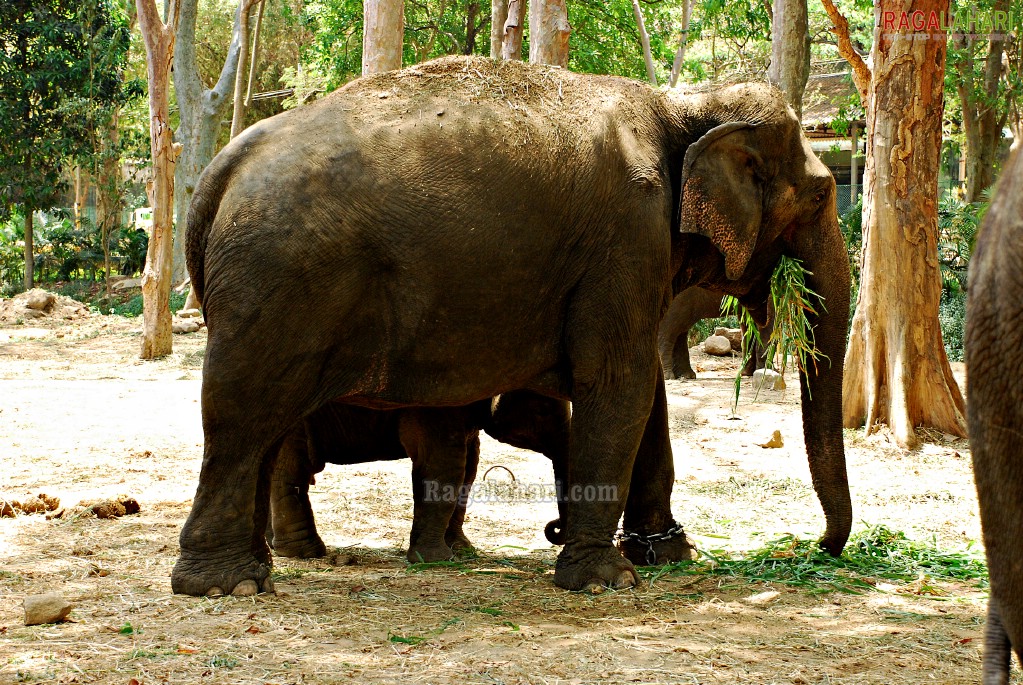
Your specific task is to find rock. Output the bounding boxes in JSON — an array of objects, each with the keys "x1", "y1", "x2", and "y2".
[
  {"x1": 19, "y1": 307, "x2": 46, "y2": 320},
  {"x1": 752, "y1": 368, "x2": 786, "y2": 391},
  {"x1": 112, "y1": 278, "x2": 142, "y2": 292},
  {"x1": 23, "y1": 289, "x2": 56, "y2": 312},
  {"x1": 714, "y1": 326, "x2": 743, "y2": 351},
  {"x1": 742, "y1": 590, "x2": 781, "y2": 605},
  {"x1": 759, "y1": 430, "x2": 784, "y2": 449},
  {"x1": 172, "y1": 319, "x2": 201, "y2": 334},
  {"x1": 23, "y1": 593, "x2": 73, "y2": 625},
  {"x1": 176, "y1": 308, "x2": 202, "y2": 319},
  {"x1": 703, "y1": 335, "x2": 733, "y2": 356}
]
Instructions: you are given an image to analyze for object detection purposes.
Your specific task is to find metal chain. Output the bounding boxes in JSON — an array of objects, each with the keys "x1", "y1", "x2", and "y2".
[{"x1": 617, "y1": 522, "x2": 686, "y2": 565}]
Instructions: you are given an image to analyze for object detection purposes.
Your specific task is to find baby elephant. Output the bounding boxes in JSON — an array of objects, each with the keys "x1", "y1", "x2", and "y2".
[
  {"x1": 268, "y1": 391, "x2": 570, "y2": 563},
  {"x1": 965, "y1": 146, "x2": 1023, "y2": 685}
]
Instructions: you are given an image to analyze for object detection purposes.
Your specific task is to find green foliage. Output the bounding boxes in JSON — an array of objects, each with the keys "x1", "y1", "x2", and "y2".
[
  {"x1": 940, "y1": 289, "x2": 968, "y2": 363},
  {"x1": 723, "y1": 256, "x2": 824, "y2": 409},
  {"x1": 0, "y1": 0, "x2": 130, "y2": 218},
  {"x1": 644, "y1": 525, "x2": 987, "y2": 594},
  {"x1": 938, "y1": 193, "x2": 984, "y2": 295}
]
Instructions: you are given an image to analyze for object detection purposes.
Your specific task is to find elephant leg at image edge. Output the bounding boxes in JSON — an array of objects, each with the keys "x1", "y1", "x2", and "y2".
[{"x1": 443, "y1": 432, "x2": 480, "y2": 554}]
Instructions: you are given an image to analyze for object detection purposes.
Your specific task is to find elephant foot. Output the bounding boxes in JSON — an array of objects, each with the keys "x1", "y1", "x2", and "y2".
[
  {"x1": 544, "y1": 518, "x2": 567, "y2": 545},
  {"x1": 171, "y1": 553, "x2": 276, "y2": 597},
  {"x1": 618, "y1": 522, "x2": 698, "y2": 566},
  {"x1": 407, "y1": 541, "x2": 455, "y2": 564},
  {"x1": 271, "y1": 535, "x2": 327, "y2": 559},
  {"x1": 445, "y1": 529, "x2": 476, "y2": 555},
  {"x1": 553, "y1": 542, "x2": 638, "y2": 592}
]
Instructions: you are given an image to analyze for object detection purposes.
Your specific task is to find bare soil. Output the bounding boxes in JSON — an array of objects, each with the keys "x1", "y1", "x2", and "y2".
[{"x1": 0, "y1": 308, "x2": 1008, "y2": 684}]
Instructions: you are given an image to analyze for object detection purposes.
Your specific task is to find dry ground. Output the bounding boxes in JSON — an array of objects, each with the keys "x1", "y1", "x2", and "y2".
[{"x1": 0, "y1": 310, "x2": 1010, "y2": 684}]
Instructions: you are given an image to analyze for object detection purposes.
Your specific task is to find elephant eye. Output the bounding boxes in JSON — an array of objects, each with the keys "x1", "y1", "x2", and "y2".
[{"x1": 814, "y1": 191, "x2": 825, "y2": 204}]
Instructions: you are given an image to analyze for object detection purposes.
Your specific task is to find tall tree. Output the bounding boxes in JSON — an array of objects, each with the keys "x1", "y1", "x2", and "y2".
[
  {"x1": 669, "y1": 0, "x2": 695, "y2": 87},
  {"x1": 827, "y1": 0, "x2": 966, "y2": 447},
  {"x1": 363, "y1": 0, "x2": 404, "y2": 73},
  {"x1": 630, "y1": 0, "x2": 657, "y2": 84},
  {"x1": 491, "y1": 0, "x2": 508, "y2": 58},
  {"x1": 502, "y1": 0, "x2": 526, "y2": 59},
  {"x1": 230, "y1": 0, "x2": 263, "y2": 139},
  {"x1": 172, "y1": 0, "x2": 248, "y2": 284},
  {"x1": 529, "y1": 0, "x2": 570, "y2": 67},
  {"x1": 949, "y1": 0, "x2": 1014, "y2": 202},
  {"x1": 767, "y1": 0, "x2": 810, "y2": 118},
  {"x1": 136, "y1": 0, "x2": 181, "y2": 358},
  {"x1": 0, "y1": 0, "x2": 105, "y2": 290}
]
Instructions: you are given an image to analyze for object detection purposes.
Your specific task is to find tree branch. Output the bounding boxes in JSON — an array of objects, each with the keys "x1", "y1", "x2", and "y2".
[{"x1": 819, "y1": 0, "x2": 871, "y2": 102}]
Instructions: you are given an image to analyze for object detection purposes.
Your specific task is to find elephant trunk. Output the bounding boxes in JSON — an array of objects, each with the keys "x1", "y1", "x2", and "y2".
[{"x1": 791, "y1": 208, "x2": 852, "y2": 556}]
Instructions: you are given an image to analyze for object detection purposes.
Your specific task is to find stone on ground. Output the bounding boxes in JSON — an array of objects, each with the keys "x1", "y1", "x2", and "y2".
[
  {"x1": 23, "y1": 593, "x2": 73, "y2": 625},
  {"x1": 703, "y1": 335, "x2": 733, "y2": 356}
]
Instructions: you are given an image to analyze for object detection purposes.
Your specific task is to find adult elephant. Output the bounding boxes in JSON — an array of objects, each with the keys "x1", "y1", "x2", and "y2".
[
  {"x1": 965, "y1": 146, "x2": 1023, "y2": 685},
  {"x1": 658, "y1": 286, "x2": 770, "y2": 380},
  {"x1": 173, "y1": 56, "x2": 851, "y2": 596}
]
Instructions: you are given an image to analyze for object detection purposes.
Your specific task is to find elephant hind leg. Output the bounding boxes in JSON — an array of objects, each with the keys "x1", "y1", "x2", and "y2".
[
  {"x1": 444, "y1": 433, "x2": 480, "y2": 555},
  {"x1": 268, "y1": 423, "x2": 328, "y2": 559},
  {"x1": 983, "y1": 599, "x2": 1013, "y2": 685}
]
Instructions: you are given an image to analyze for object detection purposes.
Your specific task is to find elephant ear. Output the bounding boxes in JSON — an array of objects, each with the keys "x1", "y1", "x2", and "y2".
[{"x1": 679, "y1": 121, "x2": 763, "y2": 281}]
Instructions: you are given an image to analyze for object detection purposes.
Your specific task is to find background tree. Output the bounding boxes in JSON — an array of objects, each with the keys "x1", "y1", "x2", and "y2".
[
  {"x1": 0, "y1": 0, "x2": 113, "y2": 290},
  {"x1": 172, "y1": 0, "x2": 248, "y2": 284},
  {"x1": 231, "y1": 0, "x2": 265, "y2": 139},
  {"x1": 768, "y1": 0, "x2": 810, "y2": 117},
  {"x1": 135, "y1": 0, "x2": 180, "y2": 358},
  {"x1": 530, "y1": 0, "x2": 570, "y2": 67},
  {"x1": 630, "y1": 0, "x2": 657, "y2": 84},
  {"x1": 363, "y1": 0, "x2": 404, "y2": 73},
  {"x1": 827, "y1": 0, "x2": 967, "y2": 447},
  {"x1": 503, "y1": 0, "x2": 527, "y2": 59}
]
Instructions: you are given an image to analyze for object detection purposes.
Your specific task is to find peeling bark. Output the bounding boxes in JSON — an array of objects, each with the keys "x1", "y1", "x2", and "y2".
[
  {"x1": 842, "y1": 0, "x2": 966, "y2": 448},
  {"x1": 501, "y1": 0, "x2": 526, "y2": 61}
]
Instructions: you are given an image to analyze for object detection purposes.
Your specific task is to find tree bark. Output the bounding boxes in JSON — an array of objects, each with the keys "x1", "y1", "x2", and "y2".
[
  {"x1": 669, "y1": 0, "x2": 694, "y2": 87},
  {"x1": 136, "y1": 0, "x2": 180, "y2": 359},
  {"x1": 501, "y1": 0, "x2": 526, "y2": 60},
  {"x1": 767, "y1": 0, "x2": 809, "y2": 119},
  {"x1": 172, "y1": 0, "x2": 247, "y2": 284},
  {"x1": 490, "y1": 0, "x2": 508, "y2": 58},
  {"x1": 230, "y1": 0, "x2": 257, "y2": 139},
  {"x1": 630, "y1": 0, "x2": 656, "y2": 85},
  {"x1": 842, "y1": 0, "x2": 966, "y2": 448},
  {"x1": 528, "y1": 0, "x2": 569, "y2": 67},
  {"x1": 97, "y1": 107, "x2": 121, "y2": 300},
  {"x1": 23, "y1": 205, "x2": 33, "y2": 291},
  {"x1": 363, "y1": 0, "x2": 404, "y2": 74},
  {"x1": 244, "y1": 0, "x2": 265, "y2": 107}
]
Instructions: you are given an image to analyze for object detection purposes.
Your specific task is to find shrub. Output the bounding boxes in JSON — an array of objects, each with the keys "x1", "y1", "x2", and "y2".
[{"x1": 939, "y1": 289, "x2": 967, "y2": 362}]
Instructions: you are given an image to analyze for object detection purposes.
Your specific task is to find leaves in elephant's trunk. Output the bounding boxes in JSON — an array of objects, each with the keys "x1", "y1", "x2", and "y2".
[{"x1": 723, "y1": 256, "x2": 826, "y2": 412}]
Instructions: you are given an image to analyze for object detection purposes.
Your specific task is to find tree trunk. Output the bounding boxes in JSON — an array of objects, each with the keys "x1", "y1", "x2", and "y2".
[
  {"x1": 501, "y1": 0, "x2": 526, "y2": 60},
  {"x1": 767, "y1": 0, "x2": 809, "y2": 119},
  {"x1": 244, "y1": 0, "x2": 265, "y2": 107},
  {"x1": 73, "y1": 166, "x2": 90, "y2": 231},
  {"x1": 136, "y1": 0, "x2": 180, "y2": 359},
  {"x1": 842, "y1": 0, "x2": 966, "y2": 448},
  {"x1": 97, "y1": 107, "x2": 121, "y2": 301},
  {"x1": 528, "y1": 0, "x2": 569, "y2": 67},
  {"x1": 23, "y1": 207, "x2": 33, "y2": 291},
  {"x1": 669, "y1": 0, "x2": 694, "y2": 87},
  {"x1": 954, "y1": 5, "x2": 1008, "y2": 203},
  {"x1": 172, "y1": 0, "x2": 248, "y2": 284},
  {"x1": 230, "y1": 1, "x2": 255, "y2": 139},
  {"x1": 490, "y1": 0, "x2": 508, "y2": 58},
  {"x1": 630, "y1": 0, "x2": 656, "y2": 85},
  {"x1": 363, "y1": 0, "x2": 404, "y2": 74}
]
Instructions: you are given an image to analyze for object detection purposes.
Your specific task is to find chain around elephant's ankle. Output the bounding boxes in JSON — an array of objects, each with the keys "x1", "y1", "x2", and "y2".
[{"x1": 617, "y1": 522, "x2": 687, "y2": 565}]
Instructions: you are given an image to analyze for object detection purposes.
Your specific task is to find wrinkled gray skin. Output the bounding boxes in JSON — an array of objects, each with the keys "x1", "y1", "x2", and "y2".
[
  {"x1": 658, "y1": 286, "x2": 771, "y2": 380},
  {"x1": 174, "y1": 56, "x2": 852, "y2": 596},
  {"x1": 270, "y1": 391, "x2": 693, "y2": 565},
  {"x1": 965, "y1": 146, "x2": 1023, "y2": 685}
]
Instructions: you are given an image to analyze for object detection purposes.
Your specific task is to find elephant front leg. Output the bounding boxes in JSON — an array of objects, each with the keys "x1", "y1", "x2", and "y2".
[
  {"x1": 402, "y1": 409, "x2": 473, "y2": 564},
  {"x1": 267, "y1": 424, "x2": 327, "y2": 559},
  {"x1": 619, "y1": 373, "x2": 697, "y2": 566},
  {"x1": 553, "y1": 354, "x2": 666, "y2": 591}
]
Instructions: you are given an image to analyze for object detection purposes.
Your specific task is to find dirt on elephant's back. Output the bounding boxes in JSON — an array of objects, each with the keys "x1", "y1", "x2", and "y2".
[{"x1": 0, "y1": 316, "x2": 987, "y2": 685}]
